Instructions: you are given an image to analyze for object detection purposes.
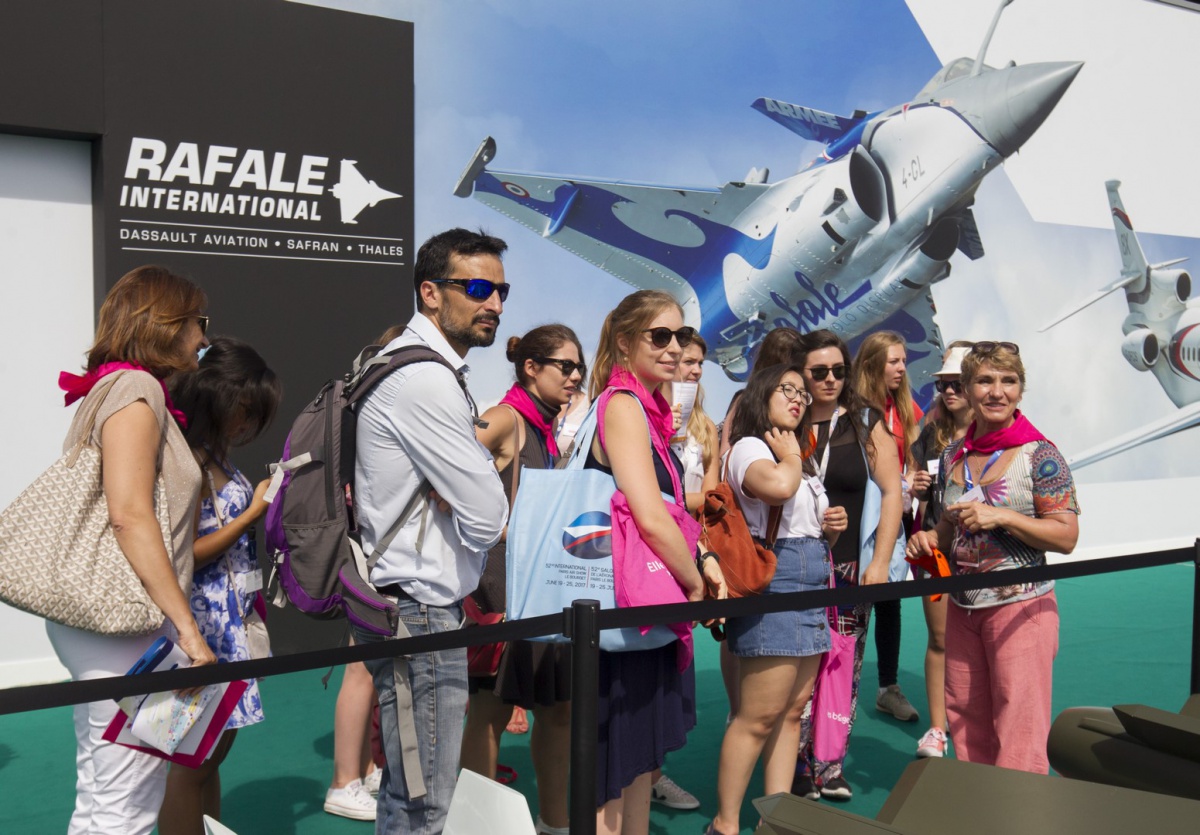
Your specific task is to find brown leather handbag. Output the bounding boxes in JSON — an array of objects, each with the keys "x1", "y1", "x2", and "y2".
[{"x1": 700, "y1": 462, "x2": 783, "y2": 598}]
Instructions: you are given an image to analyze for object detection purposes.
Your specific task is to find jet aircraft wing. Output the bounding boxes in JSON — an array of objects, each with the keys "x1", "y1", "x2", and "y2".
[
  {"x1": 467, "y1": 167, "x2": 770, "y2": 299},
  {"x1": 1066, "y1": 401, "x2": 1200, "y2": 469},
  {"x1": 750, "y1": 97, "x2": 863, "y2": 144}
]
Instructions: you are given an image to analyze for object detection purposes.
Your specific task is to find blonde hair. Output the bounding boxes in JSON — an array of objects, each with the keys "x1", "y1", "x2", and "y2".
[
  {"x1": 929, "y1": 339, "x2": 976, "y2": 453},
  {"x1": 681, "y1": 335, "x2": 717, "y2": 471},
  {"x1": 589, "y1": 290, "x2": 681, "y2": 401},
  {"x1": 852, "y1": 330, "x2": 917, "y2": 465},
  {"x1": 87, "y1": 265, "x2": 207, "y2": 378}
]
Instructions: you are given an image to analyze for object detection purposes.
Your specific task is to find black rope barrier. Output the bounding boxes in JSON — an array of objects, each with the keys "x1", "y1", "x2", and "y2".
[{"x1": 0, "y1": 544, "x2": 1192, "y2": 716}]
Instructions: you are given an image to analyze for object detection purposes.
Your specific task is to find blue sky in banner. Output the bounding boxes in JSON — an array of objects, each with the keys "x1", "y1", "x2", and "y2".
[{"x1": 298, "y1": 0, "x2": 1200, "y2": 485}]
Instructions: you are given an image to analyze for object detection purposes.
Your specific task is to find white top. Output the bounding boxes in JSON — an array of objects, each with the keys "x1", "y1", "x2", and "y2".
[
  {"x1": 671, "y1": 433, "x2": 706, "y2": 496},
  {"x1": 354, "y1": 314, "x2": 508, "y2": 606},
  {"x1": 726, "y1": 437, "x2": 827, "y2": 539}
]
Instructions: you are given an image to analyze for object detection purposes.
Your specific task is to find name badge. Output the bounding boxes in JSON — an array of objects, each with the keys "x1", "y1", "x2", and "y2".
[
  {"x1": 959, "y1": 486, "x2": 985, "y2": 505},
  {"x1": 244, "y1": 569, "x2": 264, "y2": 593},
  {"x1": 808, "y1": 479, "x2": 826, "y2": 499},
  {"x1": 927, "y1": 459, "x2": 940, "y2": 477}
]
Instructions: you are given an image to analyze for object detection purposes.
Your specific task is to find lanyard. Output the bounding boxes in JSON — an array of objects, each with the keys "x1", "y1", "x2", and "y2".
[
  {"x1": 963, "y1": 450, "x2": 1003, "y2": 490},
  {"x1": 817, "y1": 408, "x2": 840, "y2": 482}
]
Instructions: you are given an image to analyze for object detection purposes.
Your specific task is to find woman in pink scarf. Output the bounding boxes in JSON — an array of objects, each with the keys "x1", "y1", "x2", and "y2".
[
  {"x1": 586, "y1": 290, "x2": 724, "y2": 835},
  {"x1": 908, "y1": 342, "x2": 1079, "y2": 773},
  {"x1": 461, "y1": 324, "x2": 584, "y2": 835},
  {"x1": 49, "y1": 265, "x2": 215, "y2": 834}
]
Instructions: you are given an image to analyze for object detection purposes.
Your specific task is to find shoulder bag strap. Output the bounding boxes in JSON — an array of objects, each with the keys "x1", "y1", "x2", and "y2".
[{"x1": 721, "y1": 446, "x2": 784, "y2": 547}]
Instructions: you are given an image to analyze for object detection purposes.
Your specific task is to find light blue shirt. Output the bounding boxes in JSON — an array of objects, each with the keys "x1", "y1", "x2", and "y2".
[{"x1": 354, "y1": 314, "x2": 507, "y2": 606}]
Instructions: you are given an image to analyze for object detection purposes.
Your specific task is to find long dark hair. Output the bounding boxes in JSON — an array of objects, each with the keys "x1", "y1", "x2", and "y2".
[
  {"x1": 169, "y1": 336, "x2": 283, "y2": 463},
  {"x1": 728, "y1": 363, "x2": 816, "y2": 476},
  {"x1": 797, "y1": 329, "x2": 878, "y2": 461}
]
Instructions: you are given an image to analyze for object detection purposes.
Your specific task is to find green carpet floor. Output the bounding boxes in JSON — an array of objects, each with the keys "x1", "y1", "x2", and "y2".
[{"x1": 1, "y1": 563, "x2": 1193, "y2": 833}]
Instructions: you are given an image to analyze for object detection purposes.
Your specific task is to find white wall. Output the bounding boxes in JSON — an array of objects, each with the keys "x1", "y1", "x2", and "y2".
[{"x1": 0, "y1": 133, "x2": 95, "y2": 687}]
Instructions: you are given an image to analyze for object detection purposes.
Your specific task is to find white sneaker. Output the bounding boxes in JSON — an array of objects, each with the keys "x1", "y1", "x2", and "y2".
[
  {"x1": 363, "y1": 766, "x2": 382, "y2": 797},
  {"x1": 916, "y1": 726, "x2": 948, "y2": 758},
  {"x1": 650, "y1": 774, "x2": 700, "y2": 810},
  {"x1": 535, "y1": 817, "x2": 571, "y2": 835},
  {"x1": 324, "y1": 778, "x2": 377, "y2": 821}
]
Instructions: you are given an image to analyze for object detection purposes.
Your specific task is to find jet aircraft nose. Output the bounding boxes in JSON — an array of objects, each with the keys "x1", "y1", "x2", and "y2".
[{"x1": 946, "y1": 60, "x2": 1083, "y2": 158}]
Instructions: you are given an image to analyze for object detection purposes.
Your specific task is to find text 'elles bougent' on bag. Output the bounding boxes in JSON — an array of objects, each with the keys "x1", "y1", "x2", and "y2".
[{"x1": 262, "y1": 343, "x2": 462, "y2": 636}]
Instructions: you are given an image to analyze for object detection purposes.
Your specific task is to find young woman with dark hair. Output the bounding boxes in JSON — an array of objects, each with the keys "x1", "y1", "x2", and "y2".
[
  {"x1": 159, "y1": 336, "x2": 282, "y2": 835},
  {"x1": 793, "y1": 329, "x2": 903, "y2": 801},
  {"x1": 707, "y1": 363, "x2": 847, "y2": 835},
  {"x1": 461, "y1": 324, "x2": 585, "y2": 835}
]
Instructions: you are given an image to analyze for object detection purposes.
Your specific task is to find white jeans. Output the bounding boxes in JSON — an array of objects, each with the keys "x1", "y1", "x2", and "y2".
[{"x1": 46, "y1": 621, "x2": 172, "y2": 835}]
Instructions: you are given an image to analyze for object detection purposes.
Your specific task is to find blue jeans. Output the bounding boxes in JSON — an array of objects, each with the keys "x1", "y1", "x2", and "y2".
[{"x1": 353, "y1": 596, "x2": 467, "y2": 835}]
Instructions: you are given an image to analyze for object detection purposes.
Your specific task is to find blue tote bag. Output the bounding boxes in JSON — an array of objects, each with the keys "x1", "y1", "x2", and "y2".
[{"x1": 505, "y1": 400, "x2": 676, "y2": 652}]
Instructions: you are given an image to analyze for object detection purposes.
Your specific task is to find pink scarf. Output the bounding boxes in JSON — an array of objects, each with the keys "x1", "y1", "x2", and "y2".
[
  {"x1": 950, "y1": 409, "x2": 1047, "y2": 465},
  {"x1": 499, "y1": 384, "x2": 559, "y2": 458},
  {"x1": 604, "y1": 366, "x2": 674, "y2": 445},
  {"x1": 60, "y1": 362, "x2": 188, "y2": 427}
]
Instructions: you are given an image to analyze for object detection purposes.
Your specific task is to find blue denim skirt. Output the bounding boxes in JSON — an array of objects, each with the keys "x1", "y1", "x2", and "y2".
[{"x1": 727, "y1": 536, "x2": 831, "y2": 658}]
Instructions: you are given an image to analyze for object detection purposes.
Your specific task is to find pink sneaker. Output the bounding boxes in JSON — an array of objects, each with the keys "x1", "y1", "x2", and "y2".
[{"x1": 916, "y1": 727, "x2": 948, "y2": 758}]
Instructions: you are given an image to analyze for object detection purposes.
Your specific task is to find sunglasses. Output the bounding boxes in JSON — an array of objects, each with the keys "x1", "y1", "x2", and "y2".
[
  {"x1": 196, "y1": 315, "x2": 209, "y2": 335},
  {"x1": 642, "y1": 326, "x2": 696, "y2": 349},
  {"x1": 430, "y1": 278, "x2": 510, "y2": 303},
  {"x1": 806, "y1": 364, "x2": 847, "y2": 381},
  {"x1": 775, "y1": 383, "x2": 813, "y2": 406},
  {"x1": 535, "y1": 356, "x2": 587, "y2": 379},
  {"x1": 970, "y1": 341, "x2": 1019, "y2": 356},
  {"x1": 934, "y1": 379, "x2": 963, "y2": 394}
]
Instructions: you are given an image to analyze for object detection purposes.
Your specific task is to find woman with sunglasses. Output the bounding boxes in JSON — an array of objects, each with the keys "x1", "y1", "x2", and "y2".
[
  {"x1": 47, "y1": 265, "x2": 215, "y2": 834},
  {"x1": 707, "y1": 364, "x2": 847, "y2": 835},
  {"x1": 906, "y1": 342, "x2": 974, "y2": 759},
  {"x1": 851, "y1": 331, "x2": 922, "y2": 727},
  {"x1": 907, "y1": 342, "x2": 1079, "y2": 774},
  {"x1": 461, "y1": 324, "x2": 585, "y2": 835},
  {"x1": 793, "y1": 329, "x2": 903, "y2": 801},
  {"x1": 586, "y1": 290, "x2": 724, "y2": 835}
]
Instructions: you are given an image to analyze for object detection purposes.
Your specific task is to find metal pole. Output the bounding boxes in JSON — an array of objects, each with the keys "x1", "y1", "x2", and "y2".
[
  {"x1": 568, "y1": 599, "x2": 601, "y2": 835},
  {"x1": 1192, "y1": 539, "x2": 1200, "y2": 695}
]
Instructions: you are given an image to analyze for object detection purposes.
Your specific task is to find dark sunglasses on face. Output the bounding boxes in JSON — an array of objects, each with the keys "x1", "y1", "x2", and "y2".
[
  {"x1": 970, "y1": 340, "x2": 1019, "y2": 356},
  {"x1": 430, "y1": 278, "x2": 510, "y2": 303},
  {"x1": 934, "y1": 378, "x2": 963, "y2": 394},
  {"x1": 642, "y1": 326, "x2": 696, "y2": 349},
  {"x1": 196, "y1": 315, "x2": 209, "y2": 335},
  {"x1": 806, "y1": 364, "x2": 847, "y2": 381},
  {"x1": 535, "y1": 356, "x2": 587, "y2": 379}
]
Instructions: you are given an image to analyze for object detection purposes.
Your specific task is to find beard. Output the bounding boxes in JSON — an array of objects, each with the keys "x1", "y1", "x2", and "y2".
[{"x1": 438, "y1": 308, "x2": 498, "y2": 348}]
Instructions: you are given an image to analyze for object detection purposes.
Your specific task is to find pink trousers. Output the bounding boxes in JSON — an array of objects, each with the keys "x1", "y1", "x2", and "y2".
[{"x1": 944, "y1": 591, "x2": 1059, "y2": 774}]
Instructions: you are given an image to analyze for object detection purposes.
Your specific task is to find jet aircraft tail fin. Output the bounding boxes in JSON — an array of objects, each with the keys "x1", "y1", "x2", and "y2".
[
  {"x1": 1107, "y1": 179, "x2": 1149, "y2": 280},
  {"x1": 751, "y1": 97, "x2": 863, "y2": 145}
]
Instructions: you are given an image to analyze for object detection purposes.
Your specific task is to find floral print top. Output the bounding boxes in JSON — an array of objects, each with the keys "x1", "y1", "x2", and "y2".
[
  {"x1": 940, "y1": 440, "x2": 1079, "y2": 609},
  {"x1": 192, "y1": 464, "x2": 265, "y2": 729}
]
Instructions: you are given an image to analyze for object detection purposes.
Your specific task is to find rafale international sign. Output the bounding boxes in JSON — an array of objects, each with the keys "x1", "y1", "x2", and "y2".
[{"x1": 116, "y1": 136, "x2": 406, "y2": 264}]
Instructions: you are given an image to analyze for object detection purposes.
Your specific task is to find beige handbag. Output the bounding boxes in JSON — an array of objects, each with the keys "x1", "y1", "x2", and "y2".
[{"x1": 0, "y1": 372, "x2": 169, "y2": 635}]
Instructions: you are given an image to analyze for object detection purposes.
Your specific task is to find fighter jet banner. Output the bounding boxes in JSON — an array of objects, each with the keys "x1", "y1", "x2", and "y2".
[{"x1": 319, "y1": 0, "x2": 1199, "y2": 495}]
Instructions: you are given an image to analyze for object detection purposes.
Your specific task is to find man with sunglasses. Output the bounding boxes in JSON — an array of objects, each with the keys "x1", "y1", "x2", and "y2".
[{"x1": 352, "y1": 228, "x2": 510, "y2": 833}]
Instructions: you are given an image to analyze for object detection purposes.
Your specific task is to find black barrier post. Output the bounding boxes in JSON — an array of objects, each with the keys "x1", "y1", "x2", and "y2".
[
  {"x1": 1192, "y1": 539, "x2": 1200, "y2": 695},
  {"x1": 568, "y1": 599, "x2": 600, "y2": 835}
]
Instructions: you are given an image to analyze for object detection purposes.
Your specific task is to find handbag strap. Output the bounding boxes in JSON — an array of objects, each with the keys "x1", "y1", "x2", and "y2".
[
  {"x1": 719, "y1": 451, "x2": 783, "y2": 548},
  {"x1": 596, "y1": 388, "x2": 686, "y2": 507},
  {"x1": 499, "y1": 404, "x2": 524, "y2": 514},
  {"x1": 66, "y1": 370, "x2": 135, "y2": 467}
]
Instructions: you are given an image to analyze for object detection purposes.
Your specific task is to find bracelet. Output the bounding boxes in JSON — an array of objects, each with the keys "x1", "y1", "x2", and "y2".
[
  {"x1": 786, "y1": 452, "x2": 804, "y2": 461},
  {"x1": 696, "y1": 551, "x2": 719, "y2": 570}
]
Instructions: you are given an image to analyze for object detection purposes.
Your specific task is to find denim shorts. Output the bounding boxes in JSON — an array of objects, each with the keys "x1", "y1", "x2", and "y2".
[{"x1": 727, "y1": 536, "x2": 831, "y2": 658}]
